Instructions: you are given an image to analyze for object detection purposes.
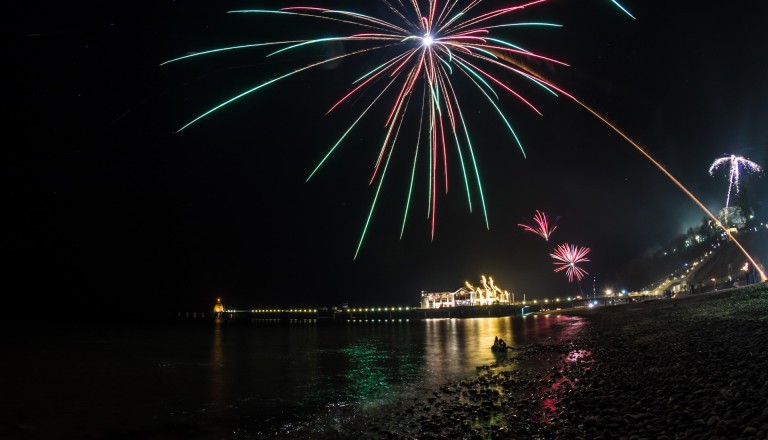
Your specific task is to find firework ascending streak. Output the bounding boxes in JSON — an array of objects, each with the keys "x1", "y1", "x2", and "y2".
[
  {"x1": 708, "y1": 154, "x2": 762, "y2": 221},
  {"x1": 518, "y1": 210, "x2": 558, "y2": 241},
  {"x1": 163, "y1": 0, "x2": 573, "y2": 259},
  {"x1": 550, "y1": 243, "x2": 590, "y2": 282},
  {"x1": 569, "y1": 97, "x2": 767, "y2": 283}
]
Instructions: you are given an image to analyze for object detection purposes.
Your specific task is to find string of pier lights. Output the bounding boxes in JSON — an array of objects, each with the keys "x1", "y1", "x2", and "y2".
[
  {"x1": 248, "y1": 307, "x2": 415, "y2": 313},
  {"x1": 245, "y1": 300, "x2": 618, "y2": 314}
]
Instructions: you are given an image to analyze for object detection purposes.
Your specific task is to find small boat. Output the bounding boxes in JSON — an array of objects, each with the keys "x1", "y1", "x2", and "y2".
[
  {"x1": 491, "y1": 342, "x2": 509, "y2": 352},
  {"x1": 491, "y1": 337, "x2": 509, "y2": 352}
]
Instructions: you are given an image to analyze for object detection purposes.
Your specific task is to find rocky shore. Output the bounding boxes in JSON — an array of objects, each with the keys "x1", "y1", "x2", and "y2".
[{"x1": 347, "y1": 283, "x2": 768, "y2": 439}]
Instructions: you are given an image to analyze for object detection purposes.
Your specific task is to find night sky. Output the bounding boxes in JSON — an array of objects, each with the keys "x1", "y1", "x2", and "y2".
[{"x1": 6, "y1": 0, "x2": 768, "y2": 317}]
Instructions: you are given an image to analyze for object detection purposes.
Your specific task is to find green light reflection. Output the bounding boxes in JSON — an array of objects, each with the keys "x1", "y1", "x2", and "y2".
[{"x1": 341, "y1": 341, "x2": 421, "y2": 404}]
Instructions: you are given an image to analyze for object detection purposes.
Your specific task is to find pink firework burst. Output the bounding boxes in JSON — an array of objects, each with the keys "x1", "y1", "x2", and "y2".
[
  {"x1": 518, "y1": 210, "x2": 559, "y2": 241},
  {"x1": 550, "y1": 243, "x2": 590, "y2": 282}
]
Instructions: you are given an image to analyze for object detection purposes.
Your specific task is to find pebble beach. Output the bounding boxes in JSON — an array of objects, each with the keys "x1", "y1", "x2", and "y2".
[{"x1": 342, "y1": 283, "x2": 768, "y2": 440}]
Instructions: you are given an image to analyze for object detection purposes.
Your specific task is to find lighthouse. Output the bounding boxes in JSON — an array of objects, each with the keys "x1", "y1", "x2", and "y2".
[{"x1": 213, "y1": 297, "x2": 225, "y2": 317}]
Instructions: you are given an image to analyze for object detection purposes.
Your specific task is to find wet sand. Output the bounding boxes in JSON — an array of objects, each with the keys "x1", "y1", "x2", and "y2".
[{"x1": 344, "y1": 283, "x2": 768, "y2": 439}]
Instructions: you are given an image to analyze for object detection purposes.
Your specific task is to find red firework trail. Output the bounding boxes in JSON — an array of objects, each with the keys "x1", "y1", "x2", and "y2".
[{"x1": 518, "y1": 210, "x2": 558, "y2": 241}]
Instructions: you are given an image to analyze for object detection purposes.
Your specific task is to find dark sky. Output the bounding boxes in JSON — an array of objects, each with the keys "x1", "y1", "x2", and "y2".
[{"x1": 6, "y1": 0, "x2": 768, "y2": 316}]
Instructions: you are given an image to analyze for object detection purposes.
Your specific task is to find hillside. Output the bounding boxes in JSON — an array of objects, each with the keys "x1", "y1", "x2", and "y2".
[
  {"x1": 688, "y1": 230, "x2": 768, "y2": 285},
  {"x1": 613, "y1": 226, "x2": 768, "y2": 293}
]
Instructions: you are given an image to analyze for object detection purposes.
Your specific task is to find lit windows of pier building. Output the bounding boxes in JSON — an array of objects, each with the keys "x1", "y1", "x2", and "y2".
[{"x1": 420, "y1": 275, "x2": 512, "y2": 309}]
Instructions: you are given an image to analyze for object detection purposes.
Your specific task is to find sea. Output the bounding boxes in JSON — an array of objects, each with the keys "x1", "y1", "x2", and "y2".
[{"x1": 1, "y1": 314, "x2": 586, "y2": 439}]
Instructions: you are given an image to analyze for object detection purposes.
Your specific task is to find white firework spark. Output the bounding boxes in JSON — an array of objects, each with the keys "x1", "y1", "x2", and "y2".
[{"x1": 708, "y1": 154, "x2": 762, "y2": 215}]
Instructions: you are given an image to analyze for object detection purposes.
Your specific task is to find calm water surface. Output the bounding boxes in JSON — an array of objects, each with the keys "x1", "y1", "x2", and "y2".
[{"x1": 1, "y1": 314, "x2": 585, "y2": 439}]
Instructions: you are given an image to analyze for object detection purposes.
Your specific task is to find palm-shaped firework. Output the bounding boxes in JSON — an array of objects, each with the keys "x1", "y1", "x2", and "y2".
[
  {"x1": 518, "y1": 210, "x2": 559, "y2": 241},
  {"x1": 550, "y1": 243, "x2": 590, "y2": 282},
  {"x1": 709, "y1": 154, "x2": 762, "y2": 222}
]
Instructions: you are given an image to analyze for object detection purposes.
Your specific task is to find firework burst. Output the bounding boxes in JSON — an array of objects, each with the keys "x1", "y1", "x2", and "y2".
[
  {"x1": 708, "y1": 154, "x2": 762, "y2": 218},
  {"x1": 550, "y1": 243, "x2": 590, "y2": 282},
  {"x1": 163, "y1": 0, "x2": 577, "y2": 258},
  {"x1": 518, "y1": 210, "x2": 558, "y2": 241},
  {"x1": 162, "y1": 1, "x2": 768, "y2": 286}
]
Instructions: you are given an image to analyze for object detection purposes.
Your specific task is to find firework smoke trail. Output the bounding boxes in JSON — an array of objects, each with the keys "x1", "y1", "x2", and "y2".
[
  {"x1": 550, "y1": 243, "x2": 590, "y2": 282},
  {"x1": 518, "y1": 210, "x2": 558, "y2": 241},
  {"x1": 708, "y1": 154, "x2": 763, "y2": 220},
  {"x1": 163, "y1": 0, "x2": 573, "y2": 259}
]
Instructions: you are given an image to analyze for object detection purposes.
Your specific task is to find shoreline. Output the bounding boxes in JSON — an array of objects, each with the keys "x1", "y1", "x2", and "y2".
[
  {"x1": 542, "y1": 283, "x2": 768, "y2": 439},
  {"x1": 339, "y1": 283, "x2": 768, "y2": 439}
]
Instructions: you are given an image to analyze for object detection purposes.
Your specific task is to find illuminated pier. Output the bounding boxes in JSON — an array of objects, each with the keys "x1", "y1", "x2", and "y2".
[
  {"x1": 179, "y1": 269, "x2": 676, "y2": 324},
  {"x1": 180, "y1": 304, "x2": 548, "y2": 324}
]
